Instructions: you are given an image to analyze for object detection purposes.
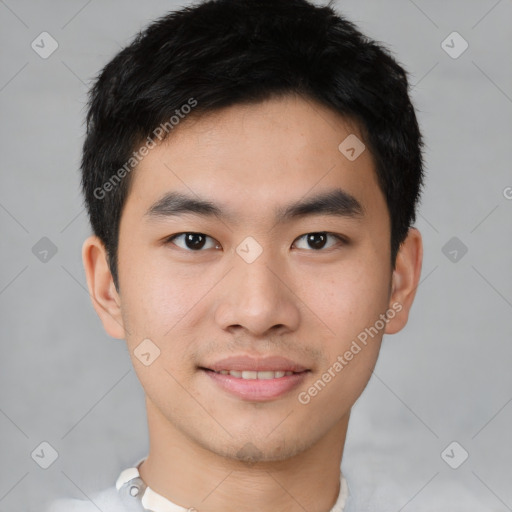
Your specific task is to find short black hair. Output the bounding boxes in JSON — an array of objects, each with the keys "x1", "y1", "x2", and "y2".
[{"x1": 81, "y1": 0, "x2": 425, "y2": 292}]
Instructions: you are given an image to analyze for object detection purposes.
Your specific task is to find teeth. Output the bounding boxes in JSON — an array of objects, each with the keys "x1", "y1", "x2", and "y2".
[{"x1": 215, "y1": 370, "x2": 295, "y2": 379}]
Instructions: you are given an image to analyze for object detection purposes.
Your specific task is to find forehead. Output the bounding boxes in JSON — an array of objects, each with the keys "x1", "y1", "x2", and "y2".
[{"x1": 124, "y1": 95, "x2": 385, "y2": 224}]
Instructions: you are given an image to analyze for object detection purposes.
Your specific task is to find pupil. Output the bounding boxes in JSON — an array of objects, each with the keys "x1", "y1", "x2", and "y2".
[
  {"x1": 186, "y1": 233, "x2": 206, "y2": 249},
  {"x1": 308, "y1": 233, "x2": 326, "y2": 249}
]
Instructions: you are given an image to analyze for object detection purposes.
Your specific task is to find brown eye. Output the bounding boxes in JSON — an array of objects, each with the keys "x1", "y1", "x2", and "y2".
[
  {"x1": 306, "y1": 233, "x2": 327, "y2": 249},
  {"x1": 167, "y1": 233, "x2": 220, "y2": 251},
  {"x1": 185, "y1": 233, "x2": 206, "y2": 249},
  {"x1": 293, "y1": 232, "x2": 345, "y2": 251}
]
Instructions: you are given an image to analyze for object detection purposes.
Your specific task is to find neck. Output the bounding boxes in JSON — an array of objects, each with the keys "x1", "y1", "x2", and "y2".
[{"x1": 138, "y1": 397, "x2": 349, "y2": 512}]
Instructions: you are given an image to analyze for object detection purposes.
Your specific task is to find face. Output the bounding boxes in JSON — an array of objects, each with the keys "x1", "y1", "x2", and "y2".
[{"x1": 85, "y1": 94, "x2": 421, "y2": 463}]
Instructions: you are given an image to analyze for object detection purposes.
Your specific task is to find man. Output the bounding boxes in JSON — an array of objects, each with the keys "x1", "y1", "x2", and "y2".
[{"x1": 48, "y1": 0, "x2": 424, "y2": 510}]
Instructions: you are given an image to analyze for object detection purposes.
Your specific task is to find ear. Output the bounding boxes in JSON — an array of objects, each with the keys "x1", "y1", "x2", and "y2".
[
  {"x1": 82, "y1": 235, "x2": 126, "y2": 339},
  {"x1": 385, "y1": 227, "x2": 423, "y2": 335}
]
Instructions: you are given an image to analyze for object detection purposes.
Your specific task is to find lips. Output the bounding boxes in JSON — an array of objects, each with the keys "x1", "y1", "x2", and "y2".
[
  {"x1": 211, "y1": 369, "x2": 295, "y2": 379},
  {"x1": 199, "y1": 355, "x2": 311, "y2": 401},
  {"x1": 200, "y1": 355, "x2": 309, "y2": 374}
]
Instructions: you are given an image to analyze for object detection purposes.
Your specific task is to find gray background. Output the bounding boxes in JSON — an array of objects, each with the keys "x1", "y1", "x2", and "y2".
[{"x1": 1, "y1": 0, "x2": 511, "y2": 511}]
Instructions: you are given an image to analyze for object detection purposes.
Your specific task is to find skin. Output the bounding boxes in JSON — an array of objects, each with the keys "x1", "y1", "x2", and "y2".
[{"x1": 82, "y1": 94, "x2": 422, "y2": 512}]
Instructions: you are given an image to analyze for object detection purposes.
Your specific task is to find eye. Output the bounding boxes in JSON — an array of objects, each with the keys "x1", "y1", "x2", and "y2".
[
  {"x1": 165, "y1": 232, "x2": 221, "y2": 251},
  {"x1": 293, "y1": 232, "x2": 346, "y2": 251}
]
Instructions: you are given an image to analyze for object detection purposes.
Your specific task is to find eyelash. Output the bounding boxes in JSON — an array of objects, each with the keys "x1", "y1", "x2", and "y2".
[{"x1": 164, "y1": 232, "x2": 348, "y2": 252}]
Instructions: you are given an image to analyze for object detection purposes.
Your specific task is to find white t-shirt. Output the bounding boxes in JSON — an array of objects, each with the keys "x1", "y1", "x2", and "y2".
[{"x1": 46, "y1": 458, "x2": 349, "y2": 512}]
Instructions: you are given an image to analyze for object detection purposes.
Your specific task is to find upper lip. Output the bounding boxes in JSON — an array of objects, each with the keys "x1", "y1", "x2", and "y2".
[{"x1": 201, "y1": 355, "x2": 309, "y2": 373}]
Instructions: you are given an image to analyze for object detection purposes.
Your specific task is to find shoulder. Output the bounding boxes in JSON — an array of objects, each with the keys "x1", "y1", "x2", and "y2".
[{"x1": 45, "y1": 485, "x2": 125, "y2": 512}]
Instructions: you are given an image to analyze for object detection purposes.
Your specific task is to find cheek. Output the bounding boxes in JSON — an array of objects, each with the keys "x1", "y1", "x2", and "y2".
[
  {"x1": 313, "y1": 257, "x2": 390, "y2": 402},
  {"x1": 295, "y1": 256, "x2": 391, "y2": 342},
  {"x1": 120, "y1": 257, "x2": 212, "y2": 378},
  {"x1": 120, "y1": 249, "x2": 198, "y2": 337},
  {"x1": 298, "y1": 262, "x2": 387, "y2": 409},
  {"x1": 121, "y1": 271, "x2": 198, "y2": 390}
]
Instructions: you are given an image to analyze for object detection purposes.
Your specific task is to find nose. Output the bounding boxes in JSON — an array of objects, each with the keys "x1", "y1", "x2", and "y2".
[{"x1": 214, "y1": 250, "x2": 301, "y2": 337}]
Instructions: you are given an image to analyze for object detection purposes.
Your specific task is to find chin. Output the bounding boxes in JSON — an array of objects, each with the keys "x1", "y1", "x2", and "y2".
[{"x1": 208, "y1": 432, "x2": 314, "y2": 464}]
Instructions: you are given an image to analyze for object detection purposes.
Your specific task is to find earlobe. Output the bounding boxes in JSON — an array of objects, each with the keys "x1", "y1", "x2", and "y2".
[
  {"x1": 385, "y1": 227, "x2": 423, "y2": 335},
  {"x1": 81, "y1": 235, "x2": 126, "y2": 339}
]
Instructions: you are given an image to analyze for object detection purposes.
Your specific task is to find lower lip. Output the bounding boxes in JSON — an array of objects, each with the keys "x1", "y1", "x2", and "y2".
[{"x1": 201, "y1": 369, "x2": 310, "y2": 402}]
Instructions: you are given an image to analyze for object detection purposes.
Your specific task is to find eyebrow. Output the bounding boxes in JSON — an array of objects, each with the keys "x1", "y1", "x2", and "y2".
[{"x1": 144, "y1": 188, "x2": 365, "y2": 223}]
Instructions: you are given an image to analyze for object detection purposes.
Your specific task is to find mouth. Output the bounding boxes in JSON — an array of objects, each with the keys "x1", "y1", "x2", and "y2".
[
  {"x1": 198, "y1": 362, "x2": 311, "y2": 401},
  {"x1": 200, "y1": 368, "x2": 308, "y2": 379}
]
